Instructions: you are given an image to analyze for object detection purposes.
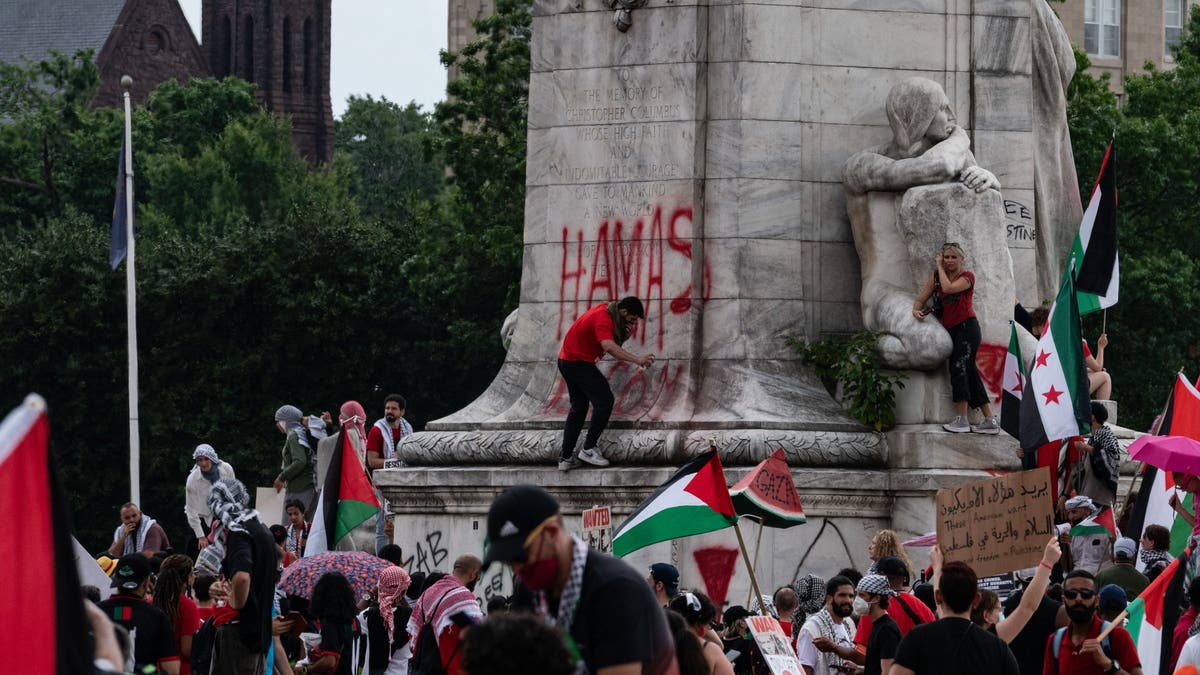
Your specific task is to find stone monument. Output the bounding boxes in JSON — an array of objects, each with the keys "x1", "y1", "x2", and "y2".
[{"x1": 377, "y1": 0, "x2": 1078, "y2": 607}]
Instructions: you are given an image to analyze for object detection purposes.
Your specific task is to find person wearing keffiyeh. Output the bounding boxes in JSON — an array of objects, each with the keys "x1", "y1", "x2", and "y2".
[
  {"x1": 363, "y1": 566, "x2": 413, "y2": 675},
  {"x1": 407, "y1": 555, "x2": 482, "y2": 675},
  {"x1": 274, "y1": 404, "x2": 317, "y2": 521},
  {"x1": 185, "y1": 443, "x2": 237, "y2": 555},
  {"x1": 107, "y1": 502, "x2": 170, "y2": 557}
]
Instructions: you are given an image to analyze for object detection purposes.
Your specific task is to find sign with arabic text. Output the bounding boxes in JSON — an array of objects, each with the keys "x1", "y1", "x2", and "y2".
[{"x1": 935, "y1": 469, "x2": 1055, "y2": 578}]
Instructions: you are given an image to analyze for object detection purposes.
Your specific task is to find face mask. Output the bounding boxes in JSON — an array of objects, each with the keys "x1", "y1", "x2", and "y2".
[
  {"x1": 518, "y1": 557, "x2": 559, "y2": 591},
  {"x1": 852, "y1": 596, "x2": 870, "y2": 616}
]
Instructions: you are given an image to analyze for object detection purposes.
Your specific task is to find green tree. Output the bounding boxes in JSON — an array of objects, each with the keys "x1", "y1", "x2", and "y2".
[
  {"x1": 334, "y1": 95, "x2": 443, "y2": 225},
  {"x1": 1066, "y1": 6, "x2": 1200, "y2": 429}
]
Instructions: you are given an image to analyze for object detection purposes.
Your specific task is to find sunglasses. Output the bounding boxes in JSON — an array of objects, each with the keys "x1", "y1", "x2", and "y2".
[{"x1": 1063, "y1": 589, "x2": 1096, "y2": 600}]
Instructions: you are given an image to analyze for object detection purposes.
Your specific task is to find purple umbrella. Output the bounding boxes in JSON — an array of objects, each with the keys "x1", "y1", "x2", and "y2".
[
  {"x1": 1128, "y1": 435, "x2": 1200, "y2": 476},
  {"x1": 278, "y1": 550, "x2": 392, "y2": 600}
]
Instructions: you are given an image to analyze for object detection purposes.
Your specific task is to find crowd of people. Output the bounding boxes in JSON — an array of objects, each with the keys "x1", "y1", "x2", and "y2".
[{"x1": 74, "y1": 466, "x2": 1200, "y2": 675}]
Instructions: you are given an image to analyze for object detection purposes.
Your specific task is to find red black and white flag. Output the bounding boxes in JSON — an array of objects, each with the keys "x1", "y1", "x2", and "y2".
[
  {"x1": 305, "y1": 429, "x2": 381, "y2": 555},
  {"x1": 0, "y1": 395, "x2": 90, "y2": 674}
]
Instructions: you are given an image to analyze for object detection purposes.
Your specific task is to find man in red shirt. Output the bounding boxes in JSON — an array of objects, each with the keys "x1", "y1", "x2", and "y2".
[
  {"x1": 557, "y1": 297, "x2": 655, "y2": 470},
  {"x1": 1043, "y1": 569, "x2": 1141, "y2": 675}
]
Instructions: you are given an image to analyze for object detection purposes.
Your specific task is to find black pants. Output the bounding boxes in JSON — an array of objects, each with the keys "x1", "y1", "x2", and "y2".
[
  {"x1": 946, "y1": 317, "x2": 989, "y2": 409},
  {"x1": 558, "y1": 359, "x2": 615, "y2": 460}
]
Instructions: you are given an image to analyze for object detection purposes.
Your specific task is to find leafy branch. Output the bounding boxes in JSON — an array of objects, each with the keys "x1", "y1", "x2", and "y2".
[{"x1": 787, "y1": 332, "x2": 905, "y2": 431}]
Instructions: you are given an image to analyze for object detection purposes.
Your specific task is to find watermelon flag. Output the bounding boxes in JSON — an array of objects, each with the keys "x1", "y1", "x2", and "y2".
[
  {"x1": 1069, "y1": 505, "x2": 1117, "y2": 539},
  {"x1": 729, "y1": 449, "x2": 806, "y2": 527},
  {"x1": 612, "y1": 450, "x2": 738, "y2": 557},
  {"x1": 1001, "y1": 322, "x2": 1025, "y2": 440},
  {"x1": 0, "y1": 395, "x2": 90, "y2": 675},
  {"x1": 305, "y1": 429, "x2": 380, "y2": 556},
  {"x1": 1126, "y1": 549, "x2": 1189, "y2": 675},
  {"x1": 1019, "y1": 268, "x2": 1091, "y2": 450},
  {"x1": 1069, "y1": 141, "x2": 1119, "y2": 314}
]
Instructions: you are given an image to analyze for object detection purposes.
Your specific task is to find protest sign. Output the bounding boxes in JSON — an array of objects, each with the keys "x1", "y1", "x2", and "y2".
[
  {"x1": 977, "y1": 572, "x2": 1019, "y2": 603},
  {"x1": 747, "y1": 615, "x2": 803, "y2": 675},
  {"x1": 582, "y1": 505, "x2": 612, "y2": 553},
  {"x1": 255, "y1": 487, "x2": 285, "y2": 527},
  {"x1": 935, "y1": 468, "x2": 1055, "y2": 578}
]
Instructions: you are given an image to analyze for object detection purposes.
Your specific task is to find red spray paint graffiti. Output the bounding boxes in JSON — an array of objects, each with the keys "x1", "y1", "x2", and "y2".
[
  {"x1": 977, "y1": 342, "x2": 1006, "y2": 404},
  {"x1": 693, "y1": 546, "x2": 739, "y2": 608},
  {"x1": 542, "y1": 359, "x2": 687, "y2": 416},
  {"x1": 557, "y1": 204, "x2": 710, "y2": 352}
]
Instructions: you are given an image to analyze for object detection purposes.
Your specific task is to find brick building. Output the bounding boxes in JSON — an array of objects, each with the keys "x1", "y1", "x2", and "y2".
[
  {"x1": 1057, "y1": 0, "x2": 1196, "y2": 96},
  {"x1": 0, "y1": 0, "x2": 333, "y2": 163}
]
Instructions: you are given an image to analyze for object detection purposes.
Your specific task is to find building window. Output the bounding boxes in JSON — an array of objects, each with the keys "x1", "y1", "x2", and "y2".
[
  {"x1": 243, "y1": 15, "x2": 255, "y2": 81},
  {"x1": 282, "y1": 17, "x2": 292, "y2": 93},
  {"x1": 1166, "y1": 0, "x2": 1186, "y2": 56},
  {"x1": 303, "y1": 17, "x2": 313, "y2": 92},
  {"x1": 221, "y1": 16, "x2": 232, "y2": 76},
  {"x1": 1084, "y1": 0, "x2": 1121, "y2": 57}
]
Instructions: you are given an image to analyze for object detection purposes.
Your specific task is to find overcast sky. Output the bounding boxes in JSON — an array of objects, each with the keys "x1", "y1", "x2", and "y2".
[{"x1": 178, "y1": 1, "x2": 449, "y2": 118}]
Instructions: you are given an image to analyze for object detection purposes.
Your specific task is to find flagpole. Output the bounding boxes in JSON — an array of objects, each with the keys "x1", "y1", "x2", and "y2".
[
  {"x1": 733, "y1": 521, "x2": 765, "y2": 613},
  {"x1": 121, "y1": 75, "x2": 141, "y2": 505},
  {"x1": 745, "y1": 516, "x2": 765, "y2": 606},
  {"x1": 1117, "y1": 368, "x2": 1182, "y2": 515}
]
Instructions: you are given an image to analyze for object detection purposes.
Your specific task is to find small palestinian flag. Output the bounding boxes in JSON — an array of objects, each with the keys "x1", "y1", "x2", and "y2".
[
  {"x1": 1070, "y1": 141, "x2": 1119, "y2": 315},
  {"x1": 1127, "y1": 549, "x2": 1189, "y2": 675},
  {"x1": 305, "y1": 430, "x2": 380, "y2": 555},
  {"x1": 1069, "y1": 506, "x2": 1117, "y2": 539},
  {"x1": 612, "y1": 450, "x2": 738, "y2": 557},
  {"x1": 1001, "y1": 322, "x2": 1025, "y2": 440}
]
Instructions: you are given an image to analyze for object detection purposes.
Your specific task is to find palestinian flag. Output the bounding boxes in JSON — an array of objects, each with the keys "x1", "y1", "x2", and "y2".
[
  {"x1": 1069, "y1": 506, "x2": 1117, "y2": 538},
  {"x1": 1001, "y1": 322, "x2": 1025, "y2": 440},
  {"x1": 1127, "y1": 466, "x2": 1193, "y2": 570},
  {"x1": 612, "y1": 450, "x2": 738, "y2": 557},
  {"x1": 1019, "y1": 270, "x2": 1091, "y2": 450},
  {"x1": 0, "y1": 395, "x2": 89, "y2": 674},
  {"x1": 1160, "y1": 372, "x2": 1200, "y2": 441},
  {"x1": 1069, "y1": 141, "x2": 1119, "y2": 315},
  {"x1": 1126, "y1": 550, "x2": 1189, "y2": 675},
  {"x1": 305, "y1": 430, "x2": 380, "y2": 555}
]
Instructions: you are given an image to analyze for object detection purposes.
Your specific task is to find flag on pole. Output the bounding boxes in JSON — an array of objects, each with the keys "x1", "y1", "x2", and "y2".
[
  {"x1": 305, "y1": 430, "x2": 380, "y2": 556},
  {"x1": 1023, "y1": 438, "x2": 1075, "y2": 504},
  {"x1": 1127, "y1": 466, "x2": 1193, "y2": 570},
  {"x1": 1069, "y1": 141, "x2": 1119, "y2": 314},
  {"x1": 0, "y1": 395, "x2": 90, "y2": 674},
  {"x1": 612, "y1": 450, "x2": 738, "y2": 557},
  {"x1": 1069, "y1": 505, "x2": 1117, "y2": 538},
  {"x1": 1019, "y1": 270, "x2": 1091, "y2": 450},
  {"x1": 110, "y1": 140, "x2": 131, "y2": 270},
  {"x1": 1160, "y1": 372, "x2": 1200, "y2": 441},
  {"x1": 1001, "y1": 322, "x2": 1025, "y2": 440},
  {"x1": 1126, "y1": 549, "x2": 1189, "y2": 675}
]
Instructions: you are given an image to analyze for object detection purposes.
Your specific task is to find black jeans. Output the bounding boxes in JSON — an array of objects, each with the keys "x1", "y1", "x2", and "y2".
[
  {"x1": 558, "y1": 359, "x2": 615, "y2": 459},
  {"x1": 946, "y1": 317, "x2": 989, "y2": 409}
]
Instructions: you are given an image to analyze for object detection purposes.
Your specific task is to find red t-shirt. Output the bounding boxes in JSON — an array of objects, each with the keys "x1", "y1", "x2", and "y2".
[
  {"x1": 1083, "y1": 340, "x2": 1093, "y2": 359},
  {"x1": 366, "y1": 424, "x2": 402, "y2": 455},
  {"x1": 937, "y1": 270, "x2": 976, "y2": 329},
  {"x1": 853, "y1": 593, "x2": 937, "y2": 645},
  {"x1": 1043, "y1": 615, "x2": 1140, "y2": 675},
  {"x1": 175, "y1": 594, "x2": 200, "y2": 675},
  {"x1": 558, "y1": 303, "x2": 616, "y2": 363}
]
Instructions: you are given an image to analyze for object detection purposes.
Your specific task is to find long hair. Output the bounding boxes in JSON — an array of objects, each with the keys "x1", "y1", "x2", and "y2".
[
  {"x1": 310, "y1": 572, "x2": 357, "y2": 624},
  {"x1": 871, "y1": 530, "x2": 914, "y2": 580},
  {"x1": 152, "y1": 554, "x2": 194, "y2": 631},
  {"x1": 666, "y1": 610, "x2": 710, "y2": 675}
]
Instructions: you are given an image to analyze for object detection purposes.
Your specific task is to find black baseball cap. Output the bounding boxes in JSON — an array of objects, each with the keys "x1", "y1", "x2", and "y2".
[
  {"x1": 482, "y1": 485, "x2": 561, "y2": 569},
  {"x1": 111, "y1": 554, "x2": 151, "y2": 591},
  {"x1": 875, "y1": 556, "x2": 910, "y2": 582},
  {"x1": 650, "y1": 563, "x2": 680, "y2": 595}
]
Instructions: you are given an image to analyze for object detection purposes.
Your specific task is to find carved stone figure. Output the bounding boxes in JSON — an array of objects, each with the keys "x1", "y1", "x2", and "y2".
[{"x1": 844, "y1": 77, "x2": 1012, "y2": 371}]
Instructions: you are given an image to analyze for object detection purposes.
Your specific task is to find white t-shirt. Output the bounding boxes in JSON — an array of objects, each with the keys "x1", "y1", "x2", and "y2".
[
  {"x1": 1179, "y1": 633, "x2": 1200, "y2": 672},
  {"x1": 794, "y1": 610, "x2": 856, "y2": 675},
  {"x1": 1056, "y1": 522, "x2": 1114, "y2": 574}
]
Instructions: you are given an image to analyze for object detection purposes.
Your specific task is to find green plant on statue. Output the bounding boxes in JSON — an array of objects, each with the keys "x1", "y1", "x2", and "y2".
[{"x1": 787, "y1": 332, "x2": 905, "y2": 432}]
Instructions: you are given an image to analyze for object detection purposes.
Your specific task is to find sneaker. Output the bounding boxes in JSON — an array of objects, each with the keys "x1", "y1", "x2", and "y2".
[
  {"x1": 942, "y1": 416, "x2": 971, "y2": 433},
  {"x1": 578, "y1": 447, "x2": 610, "y2": 467},
  {"x1": 557, "y1": 456, "x2": 581, "y2": 472},
  {"x1": 972, "y1": 416, "x2": 1001, "y2": 435}
]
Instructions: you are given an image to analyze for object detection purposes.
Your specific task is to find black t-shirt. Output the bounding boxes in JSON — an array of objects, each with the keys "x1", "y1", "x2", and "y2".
[
  {"x1": 98, "y1": 594, "x2": 179, "y2": 671},
  {"x1": 317, "y1": 619, "x2": 356, "y2": 675},
  {"x1": 221, "y1": 519, "x2": 277, "y2": 652},
  {"x1": 1003, "y1": 591, "x2": 1062, "y2": 675},
  {"x1": 865, "y1": 613, "x2": 901, "y2": 675},
  {"x1": 364, "y1": 603, "x2": 412, "y2": 668},
  {"x1": 894, "y1": 617, "x2": 1019, "y2": 675},
  {"x1": 565, "y1": 550, "x2": 678, "y2": 674}
]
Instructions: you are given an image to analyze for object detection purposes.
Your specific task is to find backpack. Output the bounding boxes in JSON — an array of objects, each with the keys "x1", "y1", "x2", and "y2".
[
  {"x1": 1049, "y1": 622, "x2": 1112, "y2": 669},
  {"x1": 410, "y1": 592, "x2": 460, "y2": 675},
  {"x1": 191, "y1": 617, "x2": 216, "y2": 675}
]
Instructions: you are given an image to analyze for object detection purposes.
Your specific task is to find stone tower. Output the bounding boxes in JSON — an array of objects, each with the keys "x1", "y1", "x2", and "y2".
[{"x1": 200, "y1": 0, "x2": 333, "y2": 163}]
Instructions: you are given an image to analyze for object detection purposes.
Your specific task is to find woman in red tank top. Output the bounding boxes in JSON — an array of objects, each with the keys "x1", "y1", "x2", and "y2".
[{"x1": 911, "y1": 243, "x2": 999, "y2": 434}]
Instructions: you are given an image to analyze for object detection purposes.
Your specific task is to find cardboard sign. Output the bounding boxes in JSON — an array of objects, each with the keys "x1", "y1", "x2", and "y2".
[
  {"x1": 255, "y1": 487, "x2": 285, "y2": 527},
  {"x1": 746, "y1": 616, "x2": 803, "y2": 675},
  {"x1": 582, "y1": 505, "x2": 612, "y2": 553},
  {"x1": 936, "y1": 469, "x2": 1056, "y2": 578}
]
